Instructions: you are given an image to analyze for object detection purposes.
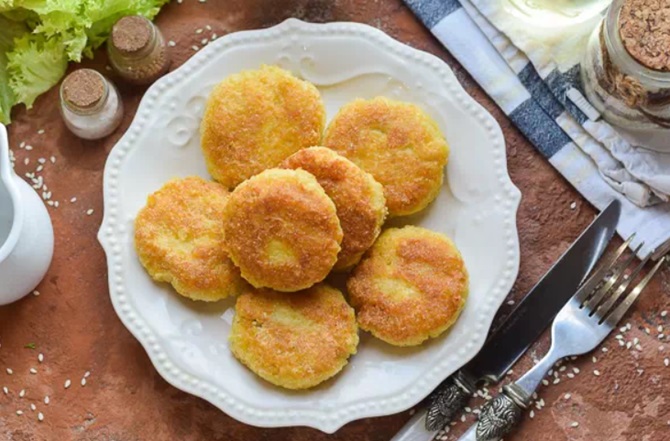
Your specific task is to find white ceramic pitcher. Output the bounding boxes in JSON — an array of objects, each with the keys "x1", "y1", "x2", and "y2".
[{"x1": 0, "y1": 124, "x2": 54, "y2": 305}]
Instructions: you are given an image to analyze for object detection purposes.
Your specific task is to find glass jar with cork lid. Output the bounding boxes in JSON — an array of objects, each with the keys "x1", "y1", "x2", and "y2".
[
  {"x1": 108, "y1": 15, "x2": 170, "y2": 85},
  {"x1": 581, "y1": 0, "x2": 670, "y2": 131}
]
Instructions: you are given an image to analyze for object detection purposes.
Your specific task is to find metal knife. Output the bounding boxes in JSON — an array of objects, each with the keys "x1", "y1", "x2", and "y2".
[{"x1": 391, "y1": 200, "x2": 621, "y2": 441}]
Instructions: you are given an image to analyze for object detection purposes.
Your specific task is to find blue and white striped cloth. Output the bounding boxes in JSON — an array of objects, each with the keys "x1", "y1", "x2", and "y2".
[{"x1": 405, "y1": 0, "x2": 670, "y2": 258}]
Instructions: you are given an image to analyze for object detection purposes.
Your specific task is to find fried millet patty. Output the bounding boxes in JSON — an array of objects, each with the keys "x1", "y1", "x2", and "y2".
[
  {"x1": 201, "y1": 65, "x2": 326, "y2": 188},
  {"x1": 280, "y1": 147, "x2": 387, "y2": 271},
  {"x1": 323, "y1": 97, "x2": 448, "y2": 217},
  {"x1": 134, "y1": 176, "x2": 246, "y2": 301},
  {"x1": 222, "y1": 168, "x2": 343, "y2": 292},
  {"x1": 347, "y1": 226, "x2": 468, "y2": 346},
  {"x1": 229, "y1": 283, "x2": 359, "y2": 389}
]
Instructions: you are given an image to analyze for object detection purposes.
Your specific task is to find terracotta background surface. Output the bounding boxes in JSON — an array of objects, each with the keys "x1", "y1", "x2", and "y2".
[{"x1": 1, "y1": 1, "x2": 669, "y2": 440}]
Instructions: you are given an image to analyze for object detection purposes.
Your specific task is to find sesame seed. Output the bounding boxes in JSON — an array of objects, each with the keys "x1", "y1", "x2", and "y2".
[
  {"x1": 635, "y1": 344, "x2": 643, "y2": 351},
  {"x1": 662, "y1": 311, "x2": 668, "y2": 317},
  {"x1": 571, "y1": 422, "x2": 579, "y2": 428},
  {"x1": 530, "y1": 410, "x2": 535, "y2": 418},
  {"x1": 570, "y1": 202, "x2": 577, "y2": 209},
  {"x1": 191, "y1": 45, "x2": 199, "y2": 51},
  {"x1": 211, "y1": 33, "x2": 217, "y2": 40},
  {"x1": 592, "y1": 356, "x2": 597, "y2": 363},
  {"x1": 195, "y1": 28, "x2": 203, "y2": 34},
  {"x1": 168, "y1": 40, "x2": 176, "y2": 47},
  {"x1": 559, "y1": 366, "x2": 566, "y2": 372},
  {"x1": 44, "y1": 396, "x2": 49, "y2": 405},
  {"x1": 553, "y1": 378, "x2": 560, "y2": 384},
  {"x1": 660, "y1": 345, "x2": 665, "y2": 351},
  {"x1": 84, "y1": 371, "x2": 90, "y2": 378},
  {"x1": 645, "y1": 328, "x2": 651, "y2": 334},
  {"x1": 86, "y1": 209, "x2": 94, "y2": 216},
  {"x1": 634, "y1": 337, "x2": 640, "y2": 345},
  {"x1": 38, "y1": 129, "x2": 45, "y2": 135},
  {"x1": 38, "y1": 412, "x2": 44, "y2": 422},
  {"x1": 659, "y1": 334, "x2": 665, "y2": 340},
  {"x1": 199, "y1": 0, "x2": 206, "y2": 3},
  {"x1": 602, "y1": 347, "x2": 608, "y2": 352},
  {"x1": 38, "y1": 353, "x2": 43, "y2": 363},
  {"x1": 626, "y1": 323, "x2": 632, "y2": 330},
  {"x1": 19, "y1": 389, "x2": 25, "y2": 397},
  {"x1": 6, "y1": 368, "x2": 13, "y2": 375},
  {"x1": 619, "y1": 327, "x2": 626, "y2": 333},
  {"x1": 548, "y1": 369, "x2": 553, "y2": 376},
  {"x1": 38, "y1": 158, "x2": 46, "y2": 164},
  {"x1": 205, "y1": 25, "x2": 212, "y2": 30},
  {"x1": 618, "y1": 339, "x2": 625, "y2": 346},
  {"x1": 81, "y1": 378, "x2": 86, "y2": 387},
  {"x1": 507, "y1": 300, "x2": 515, "y2": 306},
  {"x1": 36, "y1": 165, "x2": 43, "y2": 172},
  {"x1": 542, "y1": 379, "x2": 549, "y2": 386},
  {"x1": 659, "y1": 326, "x2": 664, "y2": 333},
  {"x1": 460, "y1": 415, "x2": 466, "y2": 422},
  {"x1": 567, "y1": 373, "x2": 575, "y2": 378},
  {"x1": 16, "y1": 410, "x2": 23, "y2": 416},
  {"x1": 29, "y1": 368, "x2": 37, "y2": 374},
  {"x1": 30, "y1": 404, "x2": 36, "y2": 411},
  {"x1": 616, "y1": 334, "x2": 623, "y2": 340},
  {"x1": 23, "y1": 158, "x2": 29, "y2": 165},
  {"x1": 2, "y1": 387, "x2": 8, "y2": 394},
  {"x1": 573, "y1": 367, "x2": 580, "y2": 374},
  {"x1": 564, "y1": 393, "x2": 571, "y2": 400},
  {"x1": 25, "y1": 145, "x2": 32, "y2": 150},
  {"x1": 201, "y1": 38, "x2": 208, "y2": 45},
  {"x1": 70, "y1": 197, "x2": 77, "y2": 203},
  {"x1": 20, "y1": 141, "x2": 25, "y2": 148},
  {"x1": 64, "y1": 379, "x2": 71, "y2": 389},
  {"x1": 50, "y1": 156, "x2": 55, "y2": 164},
  {"x1": 593, "y1": 370, "x2": 601, "y2": 376},
  {"x1": 665, "y1": 359, "x2": 669, "y2": 367},
  {"x1": 464, "y1": 406, "x2": 472, "y2": 413},
  {"x1": 33, "y1": 290, "x2": 40, "y2": 296},
  {"x1": 626, "y1": 342, "x2": 633, "y2": 349}
]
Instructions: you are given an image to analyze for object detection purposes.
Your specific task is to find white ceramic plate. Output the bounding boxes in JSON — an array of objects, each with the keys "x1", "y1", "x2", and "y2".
[{"x1": 99, "y1": 18, "x2": 521, "y2": 433}]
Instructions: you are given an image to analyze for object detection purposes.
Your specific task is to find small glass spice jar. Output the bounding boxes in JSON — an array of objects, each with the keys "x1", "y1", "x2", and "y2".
[
  {"x1": 59, "y1": 69, "x2": 124, "y2": 140},
  {"x1": 581, "y1": 0, "x2": 670, "y2": 130},
  {"x1": 108, "y1": 15, "x2": 171, "y2": 85}
]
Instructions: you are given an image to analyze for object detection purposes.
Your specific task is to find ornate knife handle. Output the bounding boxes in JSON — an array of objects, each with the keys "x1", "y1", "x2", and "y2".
[
  {"x1": 474, "y1": 384, "x2": 528, "y2": 441},
  {"x1": 425, "y1": 371, "x2": 477, "y2": 431}
]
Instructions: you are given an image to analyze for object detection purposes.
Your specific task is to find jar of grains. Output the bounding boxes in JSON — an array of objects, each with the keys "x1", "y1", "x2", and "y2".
[
  {"x1": 581, "y1": 0, "x2": 670, "y2": 130},
  {"x1": 108, "y1": 15, "x2": 171, "y2": 85},
  {"x1": 59, "y1": 69, "x2": 124, "y2": 140}
]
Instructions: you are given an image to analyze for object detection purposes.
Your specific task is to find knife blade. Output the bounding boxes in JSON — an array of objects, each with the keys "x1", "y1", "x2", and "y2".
[{"x1": 391, "y1": 200, "x2": 621, "y2": 441}]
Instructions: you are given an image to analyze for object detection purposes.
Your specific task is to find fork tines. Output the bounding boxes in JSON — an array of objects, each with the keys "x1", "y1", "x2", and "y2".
[{"x1": 575, "y1": 235, "x2": 667, "y2": 325}]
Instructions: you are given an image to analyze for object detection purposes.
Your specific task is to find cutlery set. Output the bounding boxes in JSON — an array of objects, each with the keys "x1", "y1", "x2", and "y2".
[{"x1": 393, "y1": 199, "x2": 667, "y2": 441}]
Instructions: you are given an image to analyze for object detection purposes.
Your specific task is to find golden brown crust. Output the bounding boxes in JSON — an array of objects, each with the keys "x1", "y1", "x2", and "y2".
[
  {"x1": 323, "y1": 97, "x2": 449, "y2": 217},
  {"x1": 201, "y1": 65, "x2": 326, "y2": 188},
  {"x1": 347, "y1": 226, "x2": 468, "y2": 346},
  {"x1": 134, "y1": 176, "x2": 246, "y2": 301},
  {"x1": 229, "y1": 283, "x2": 359, "y2": 389},
  {"x1": 280, "y1": 147, "x2": 387, "y2": 271},
  {"x1": 223, "y1": 168, "x2": 343, "y2": 291}
]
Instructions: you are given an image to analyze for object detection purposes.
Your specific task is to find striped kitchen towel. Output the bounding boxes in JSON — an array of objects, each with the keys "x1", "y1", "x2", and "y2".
[{"x1": 404, "y1": 0, "x2": 670, "y2": 259}]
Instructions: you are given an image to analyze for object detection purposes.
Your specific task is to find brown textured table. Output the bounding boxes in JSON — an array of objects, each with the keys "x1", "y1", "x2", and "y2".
[{"x1": 1, "y1": 1, "x2": 669, "y2": 440}]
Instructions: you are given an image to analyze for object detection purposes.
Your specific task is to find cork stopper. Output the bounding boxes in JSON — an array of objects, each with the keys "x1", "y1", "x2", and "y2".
[
  {"x1": 111, "y1": 15, "x2": 153, "y2": 55},
  {"x1": 61, "y1": 69, "x2": 106, "y2": 109},
  {"x1": 619, "y1": 0, "x2": 670, "y2": 72}
]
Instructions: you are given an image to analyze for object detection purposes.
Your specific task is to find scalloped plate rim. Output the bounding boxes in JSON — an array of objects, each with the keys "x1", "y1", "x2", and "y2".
[{"x1": 98, "y1": 18, "x2": 521, "y2": 433}]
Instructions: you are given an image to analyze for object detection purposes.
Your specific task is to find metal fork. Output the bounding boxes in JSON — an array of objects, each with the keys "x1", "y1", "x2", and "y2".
[{"x1": 456, "y1": 237, "x2": 667, "y2": 441}]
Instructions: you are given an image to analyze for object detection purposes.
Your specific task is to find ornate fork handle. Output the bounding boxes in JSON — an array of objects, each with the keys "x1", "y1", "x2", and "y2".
[{"x1": 425, "y1": 370, "x2": 477, "y2": 431}]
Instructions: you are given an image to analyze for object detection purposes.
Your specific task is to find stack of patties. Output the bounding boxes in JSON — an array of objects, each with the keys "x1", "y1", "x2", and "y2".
[{"x1": 133, "y1": 65, "x2": 468, "y2": 390}]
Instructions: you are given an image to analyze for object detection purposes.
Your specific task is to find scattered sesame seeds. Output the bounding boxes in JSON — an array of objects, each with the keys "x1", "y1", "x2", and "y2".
[
  {"x1": 168, "y1": 40, "x2": 176, "y2": 47},
  {"x1": 593, "y1": 370, "x2": 601, "y2": 376},
  {"x1": 6, "y1": 368, "x2": 13, "y2": 375},
  {"x1": 571, "y1": 422, "x2": 579, "y2": 428},
  {"x1": 37, "y1": 412, "x2": 44, "y2": 422},
  {"x1": 64, "y1": 379, "x2": 71, "y2": 389},
  {"x1": 44, "y1": 396, "x2": 49, "y2": 405},
  {"x1": 19, "y1": 389, "x2": 25, "y2": 397}
]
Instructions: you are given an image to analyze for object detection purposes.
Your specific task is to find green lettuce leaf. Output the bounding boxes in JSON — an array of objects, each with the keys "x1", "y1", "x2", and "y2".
[
  {"x1": 0, "y1": 0, "x2": 169, "y2": 123},
  {"x1": 0, "y1": 15, "x2": 28, "y2": 124},
  {"x1": 7, "y1": 33, "x2": 68, "y2": 109}
]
